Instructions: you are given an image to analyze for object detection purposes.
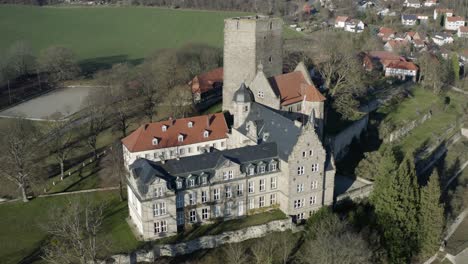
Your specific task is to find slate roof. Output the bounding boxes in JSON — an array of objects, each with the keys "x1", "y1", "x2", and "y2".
[
  {"x1": 237, "y1": 103, "x2": 302, "y2": 161},
  {"x1": 130, "y1": 142, "x2": 279, "y2": 194}
]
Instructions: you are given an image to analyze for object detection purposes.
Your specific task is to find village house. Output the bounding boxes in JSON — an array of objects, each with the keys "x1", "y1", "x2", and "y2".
[
  {"x1": 404, "y1": 0, "x2": 421, "y2": 8},
  {"x1": 334, "y1": 16, "x2": 349, "y2": 28},
  {"x1": 121, "y1": 113, "x2": 229, "y2": 167},
  {"x1": 433, "y1": 8, "x2": 453, "y2": 20},
  {"x1": 445, "y1": 16, "x2": 466, "y2": 31},
  {"x1": 458, "y1": 26, "x2": 468, "y2": 38},
  {"x1": 423, "y1": 0, "x2": 438, "y2": 7},
  {"x1": 416, "y1": 14, "x2": 429, "y2": 24},
  {"x1": 344, "y1": 19, "x2": 365, "y2": 33},
  {"x1": 362, "y1": 51, "x2": 406, "y2": 71},
  {"x1": 126, "y1": 16, "x2": 335, "y2": 240},
  {"x1": 189, "y1": 67, "x2": 223, "y2": 105},
  {"x1": 401, "y1": 14, "x2": 418, "y2": 26},
  {"x1": 384, "y1": 39, "x2": 410, "y2": 53},
  {"x1": 385, "y1": 61, "x2": 419, "y2": 81},
  {"x1": 378, "y1": 27, "x2": 397, "y2": 41},
  {"x1": 431, "y1": 32, "x2": 454, "y2": 46}
]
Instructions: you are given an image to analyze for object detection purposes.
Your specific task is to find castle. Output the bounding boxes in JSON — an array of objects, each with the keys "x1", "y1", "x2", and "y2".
[{"x1": 124, "y1": 15, "x2": 335, "y2": 240}]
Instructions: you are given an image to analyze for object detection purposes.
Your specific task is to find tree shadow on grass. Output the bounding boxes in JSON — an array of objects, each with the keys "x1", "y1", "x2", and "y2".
[{"x1": 79, "y1": 55, "x2": 143, "y2": 76}]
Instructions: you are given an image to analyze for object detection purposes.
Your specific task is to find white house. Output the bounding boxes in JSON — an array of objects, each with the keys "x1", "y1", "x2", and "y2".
[
  {"x1": 431, "y1": 32, "x2": 454, "y2": 46},
  {"x1": 121, "y1": 113, "x2": 229, "y2": 168},
  {"x1": 423, "y1": 0, "x2": 438, "y2": 7},
  {"x1": 344, "y1": 19, "x2": 365, "y2": 33},
  {"x1": 335, "y1": 16, "x2": 349, "y2": 28},
  {"x1": 458, "y1": 26, "x2": 468, "y2": 38},
  {"x1": 404, "y1": 0, "x2": 421, "y2": 8},
  {"x1": 434, "y1": 8, "x2": 453, "y2": 20},
  {"x1": 385, "y1": 61, "x2": 418, "y2": 81},
  {"x1": 445, "y1": 16, "x2": 465, "y2": 31},
  {"x1": 402, "y1": 14, "x2": 418, "y2": 26}
]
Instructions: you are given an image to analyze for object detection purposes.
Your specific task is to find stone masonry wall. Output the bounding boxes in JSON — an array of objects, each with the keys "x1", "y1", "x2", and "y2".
[{"x1": 101, "y1": 219, "x2": 293, "y2": 263}]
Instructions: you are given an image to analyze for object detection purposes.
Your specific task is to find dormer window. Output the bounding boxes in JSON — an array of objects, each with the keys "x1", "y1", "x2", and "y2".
[
  {"x1": 188, "y1": 121, "x2": 193, "y2": 128},
  {"x1": 178, "y1": 134, "x2": 184, "y2": 142},
  {"x1": 152, "y1": 138, "x2": 159, "y2": 145},
  {"x1": 270, "y1": 160, "x2": 277, "y2": 171},
  {"x1": 203, "y1": 130, "x2": 209, "y2": 138},
  {"x1": 176, "y1": 179, "x2": 183, "y2": 189},
  {"x1": 188, "y1": 176, "x2": 196, "y2": 187},
  {"x1": 162, "y1": 125, "x2": 168, "y2": 132}
]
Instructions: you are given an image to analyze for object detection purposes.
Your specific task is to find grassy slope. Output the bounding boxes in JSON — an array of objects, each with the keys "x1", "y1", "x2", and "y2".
[
  {"x1": 446, "y1": 216, "x2": 468, "y2": 255},
  {"x1": 0, "y1": 191, "x2": 140, "y2": 264}
]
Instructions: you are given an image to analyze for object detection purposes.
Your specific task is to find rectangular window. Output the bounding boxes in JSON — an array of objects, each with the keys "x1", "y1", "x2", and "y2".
[
  {"x1": 259, "y1": 179, "x2": 266, "y2": 192},
  {"x1": 188, "y1": 147, "x2": 192, "y2": 153},
  {"x1": 302, "y1": 151, "x2": 306, "y2": 157},
  {"x1": 297, "y1": 183, "x2": 304, "y2": 193},
  {"x1": 145, "y1": 154, "x2": 149, "y2": 159},
  {"x1": 312, "y1": 164, "x2": 319, "y2": 172},
  {"x1": 270, "y1": 193, "x2": 277, "y2": 205},
  {"x1": 259, "y1": 166, "x2": 265, "y2": 173},
  {"x1": 294, "y1": 199, "x2": 305, "y2": 209},
  {"x1": 154, "y1": 187, "x2": 164, "y2": 197},
  {"x1": 228, "y1": 170, "x2": 233, "y2": 179},
  {"x1": 176, "y1": 193, "x2": 184, "y2": 208},
  {"x1": 311, "y1": 180, "x2": 318, "y2": 189},
  {"x1": 179, "y1": 148, "x2": 185, "y2": 155},
  {"x1": 201, "y1": 176, "x2": 207, "y2": 185},
  {"x1": 237, "y1": 184, "x2": 244, "y2": 196},
  {"x1": 214, "y1": 205, "x2": 220, "y2": 217},
  {"x1": 201, "y1": 191, "x2": 207, "y2": 203},
  {"x1": 309, "y1": 150, "x2": 313, "y2": 156},
  {"x1": 202, "y1": 208, "x2": 209, "y2": 220},
  {"x1": 225, "y1": 186, "x2": 232, "y2": 198},
  {"x1": 214, "y1": 188, "x2": 220, "y2": 201},
  {"x1": 153, "y1": 152, "x2": 158, "y2": 159},
  {"x1": 177, "y1": 211, "x2": 184, "y2": 225},
  {"x1": 248, "y1": 181, "x2": 254, "y2": 193},
  {"x1": 154, "y1": 221, "x2": 167, "y2": 234},
  {"x1": 270, "y1": 163, "x2": 277, "y2": 171},
  {"x1": 238, "y1": 201, "x2": 244, "y2": 216},
  {"x1": 225, "y1": 202, "x2": 232, "y2": 215},
  {"x1": 153, "y1": 202, "x2": 166, "y2": 216},
  {"x1": 259, "y1": 196, "x2": 265, "y2": 208},
  {"x1": 188, "y1": 193, "x2": 196, "y2": 205},
  {"x1": 221, "y1": 141, "x2": 225, "y2": 148},
  {"x1": 188, "y1": 178, "x2": 195, "y2": 187},
  {"x1": 271, "y1": 177, "x2": 277, "y2": 189},
  {"x1": 310, "y1": 196, "x2": 317, "y2": 205},
  {"x1": 297, "y1": 166, "x2": 305, "y2": 175},
  {"x1": 189, "y1": 209, "x2": 196, "y2": 223},
  {"x1": 249, "y1": 198, "x2": 255, "y2": 209},
  {"x1": 297, "y1": 213, "x2": 305, "y2": 220}
]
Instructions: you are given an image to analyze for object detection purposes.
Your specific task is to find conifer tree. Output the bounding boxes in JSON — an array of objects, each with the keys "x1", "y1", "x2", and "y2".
[
  {"x1": 371, "y1": 154, "x2": 420, "y2": 264},
  {"x1": 418, "y1": 170, "x2": 445, "y2": 259}
]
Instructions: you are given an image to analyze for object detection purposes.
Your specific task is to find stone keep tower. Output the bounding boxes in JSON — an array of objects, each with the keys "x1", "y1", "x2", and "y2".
[{"x1": 223, "y1": 15, "x2": 283, "y2": 112}]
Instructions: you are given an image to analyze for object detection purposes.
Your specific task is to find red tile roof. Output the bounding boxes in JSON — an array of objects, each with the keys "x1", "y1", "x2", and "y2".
[
  {"x1": 446, "y1": 16, "x2": 465, "y2": 22},
  {"x1": 268, "y1": 71, "x2": 325, "y2": 106},
  {"x1": 379, "y1": 27, "x2": 396, "y2": 35},
  {"x1": 122, "y1": 113, "x2": 228, "y2": 152},
  {"x1": 386, "y1": 39, "x2": 410, "y2": 49},
  {"x1": 189, "y1": 67, "x2": 223, "y2": 94},
  {"x1": 460, "y1": 26, "x2": 468, "y2": 33},
  {"x1": 335, "y1": 16, "x2": 349, "y2": 23},
  {"x1": 386, "y1": 61, "x2": 419, "y2": 71},
  {"x1": 435, "y1": 8, "x2": 453, "y2": 14}
]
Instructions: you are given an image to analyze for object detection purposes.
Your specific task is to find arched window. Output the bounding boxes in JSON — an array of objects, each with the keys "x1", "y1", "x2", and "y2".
[{"x1": 152, "y1": 138, "x2": 158, "y2": 145}]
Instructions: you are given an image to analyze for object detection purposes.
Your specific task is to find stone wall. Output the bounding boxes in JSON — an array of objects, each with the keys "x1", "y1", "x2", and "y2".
[
  {"x1": 384, "y1": 112, "x2": 432, "y2": 143},
  {"x1": 101, "y1": 219, "x2": 292, "y2": 263},
  {"x1": 328, "y1": 115, "x2": 369, "y2": 161}
]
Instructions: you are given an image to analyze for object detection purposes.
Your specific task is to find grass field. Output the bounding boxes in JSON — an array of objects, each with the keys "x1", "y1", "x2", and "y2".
[
  {"x1": 0, "y1": 5, "x2": 301, "y2": 70},
  {"x1": 0, "y1": 191, "x2": 140, "y2": 264}
]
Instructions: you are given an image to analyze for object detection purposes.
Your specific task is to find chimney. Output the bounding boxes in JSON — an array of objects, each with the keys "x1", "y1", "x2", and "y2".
[{"x1": 209, "y1": 114, "x2": 216, "y2": 126}]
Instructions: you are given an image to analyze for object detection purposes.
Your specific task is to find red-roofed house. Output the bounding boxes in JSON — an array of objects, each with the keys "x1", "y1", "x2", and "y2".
[
  {"x1": 445, "y1": 16, "x2": 466, "y2": 31},
  {"x1": 385, "y1": 61, "x2": 419, "y2": 81},
  {"x1": 434, "y1": 8, "x2": 453, "y2": 20},
  {"x1": 424, "y1": 0, "x2": 438, "y2": 7},
  {"x1": 384, "y1": 40, "x2": 410, "y2": 53},
  {"x1": 189, "y1": 67, "x2": 223, "y2": 104},
  {"x1": 458, "y1": 26, "x2": 468, "y2": 38},
  {"x1": 335, "y1": 16, "x2": 349, "y2": 28},
  {"x1": 378, "y1": 27, "x2": 397, "y2": 41},
  {"x1": 362, "y1": 51, "x2": 406, "y2": 71},
  {"x1": 122, "y1": 113, "x2": 229, "y2": 166}
]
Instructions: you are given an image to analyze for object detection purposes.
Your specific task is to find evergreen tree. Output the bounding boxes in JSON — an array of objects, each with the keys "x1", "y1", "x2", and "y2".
[
  {"x1": 371, "y1": 154, "x2": 420, "y2": 263},
  {"x1": 451, "y1": 53, "x2": 460, "y2": 83},
  {"x1": 418, "y1": 171, "x2": 445, "y2": 259}
]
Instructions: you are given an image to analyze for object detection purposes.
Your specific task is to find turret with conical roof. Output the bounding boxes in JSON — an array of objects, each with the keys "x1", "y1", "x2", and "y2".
[{"x1": 233, "y1": 83, "x2": 254, "y2": 128}]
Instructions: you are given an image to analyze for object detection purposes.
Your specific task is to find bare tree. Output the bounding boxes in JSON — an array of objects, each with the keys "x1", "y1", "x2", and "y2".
[
  {"x1": 274, "y1": 232, "x2": 295, "y2": 264},
  {"x1": 46, "y1": 120, "x2": 76, "y2": 179},
  {"x1": 250, "y1": 237, "x2": 276, "y2": 264},
  {"x1": 37, "y1": 46, "x2": 80, "y2": 84},
  {"x1": 41, "y1": 198, "x2": 107, "y2": 264},
  {"x1": 167, "y1": 84, "x2": 193, "y2": 119},
  {"x1": 0, "y1": 118, "x2": 42, "y2": 202},
  {"x1": 223, "y1": 242, "x2": 249, "y2": 264},
  {"x1": 5, "y1": 40, "x2": 35, "y2": 78},
  {"x1": 83, "y1": 100, "x2": 108, "y2": 159},
  {"x1": 108, "y1": 141, "x2": 127, "y2": 201}
]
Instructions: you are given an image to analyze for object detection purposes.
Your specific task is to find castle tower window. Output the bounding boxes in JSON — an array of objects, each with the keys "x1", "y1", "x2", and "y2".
[
  {"x1": 188, "y1": 121, "x2": 193, "y2": 128},
  {"x1": 269, "y1": 56, "x2": 272, "y2": 63},
  {"x1": 162, "y1": 125, "x2": 168, "y2": 132},
  {"x1": 269, "y1": 21, "x2": 273, "y2": 30},
  {"x1": 258, "y1": 91, "x2": 264, "y2": 98},
  {"x1": 152, "y1": 138, "x2": 159, "y2": 145}
]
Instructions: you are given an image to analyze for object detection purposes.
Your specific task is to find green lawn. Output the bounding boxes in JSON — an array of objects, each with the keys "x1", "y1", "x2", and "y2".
[
  {"x1": 0, "y1": 191, "x2": 140, "y2": 264},
  {"x1": 0, "y1": 6, "x2": 300, "y2": 70}
]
